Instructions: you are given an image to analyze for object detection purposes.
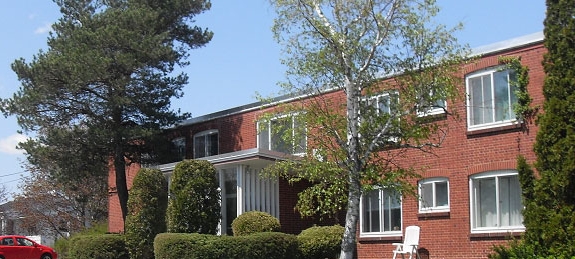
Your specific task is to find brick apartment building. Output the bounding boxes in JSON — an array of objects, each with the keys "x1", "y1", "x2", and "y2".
[{"x1": 108, "y1": 31, "x2": 546, "y2": 258}]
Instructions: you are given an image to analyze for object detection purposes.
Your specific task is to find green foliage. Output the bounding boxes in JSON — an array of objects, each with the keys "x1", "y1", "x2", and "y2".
[
  {"x1": 154, "y1": 232, "x2": 299, "y2": 259},
  {"x1": 231, "y1": 211, "x2": 281, "y2": 236},
  {"x1": 125, "y1": 168, "x2": 168, "y2": 259},
  {"x1": 297, "y1": 225, "x2": 345, "y2": 259},
  {"x1": 0, "y1": 0, "x2": 213, "y2": 220},
  {"x1": 167, "y1": 160, "x2": 221, "y2": 234},
  {"x1": 54, "y1": 222, "x2": 108, "y2": 259},
  {"x1": 68, "y1": 234, "x2": 128, "y2": 259},
  {"x1": 498, "y1": 56, "x2": 538, "y2": 124}
]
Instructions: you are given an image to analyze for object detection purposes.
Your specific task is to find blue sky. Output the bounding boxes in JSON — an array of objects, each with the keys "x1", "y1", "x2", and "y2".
[{"x1": 0, "y1": 0, "x2": 545, "y2": 198}]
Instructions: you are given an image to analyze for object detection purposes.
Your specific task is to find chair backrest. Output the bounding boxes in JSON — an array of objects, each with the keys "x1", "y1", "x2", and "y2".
[{"x1": 402, "y1": 226, "x2": 420, "y2": 252}]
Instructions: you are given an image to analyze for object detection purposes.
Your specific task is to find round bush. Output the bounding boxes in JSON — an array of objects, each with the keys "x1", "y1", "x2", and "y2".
[
  {"x1": 231, "y1": 211, "x2": 280, "y2": 236},
  {"x1": 297, "y1": 225, "x2": 344, "y2": 259}
]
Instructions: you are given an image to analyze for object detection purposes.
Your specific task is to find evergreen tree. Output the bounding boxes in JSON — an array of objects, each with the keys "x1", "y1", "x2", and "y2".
[
  {"x1": 0, "y1": 0, "x2": 213, "y2": 225},
  {"x1": 522, "y1": 0, "x2": 575, "y2": 256}
]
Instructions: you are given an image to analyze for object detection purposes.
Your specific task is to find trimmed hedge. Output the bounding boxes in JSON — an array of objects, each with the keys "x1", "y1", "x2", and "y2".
[
  {"x1": 68, "y1": 234, "x2": 128, "y2": 259},
  {"x1": 154, "y1": 232, "x2": 298, "y2": 259},
  {"x1": 298, "y1": 225, "x2": 345, "y2": 259},
  {"x1": 231, "y1": 211, "x2": 281, "y2": 236},
  {"x1": 125, "y1": 168, "x2": 168, "y2": 259},
  {"x1": 167, "y1": 159, "x2": 221, "y2": 234}
]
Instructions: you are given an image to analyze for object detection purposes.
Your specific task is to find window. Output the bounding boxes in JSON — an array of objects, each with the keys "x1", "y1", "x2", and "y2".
[
  {"x1": 419, "y1": 178, "x2": 449, "y2": 212},
  {"x1": 258, "y1": 114, "x2": 306, "y2": 155},
  {"x1": 470, "y1": 170, "x2": 524, "y2": 232},
  {"x1": 360, "y1": 188, "x2": 402, "y2": 237},
  {"x1": 417, "y1": 90, "x2": 446, "y2": 116},
  {"x1": 193, "y1": 130, "x2": 219, "y2": 158},
  {"x1": 467, "y1": 68, "x2": 518, "y2": 130},
  {"x1": 363, "y1": 92, "x2": 400, "y2": 144},
  {"x1": 219, "y1": 168, "x2": 237, "y2": 235},
  {"x1": 366, "y1": 92, "x2": 398, "y2": 115},
  {"x1": 172, "y1": 137, "x2": 186, "y2": 161}
]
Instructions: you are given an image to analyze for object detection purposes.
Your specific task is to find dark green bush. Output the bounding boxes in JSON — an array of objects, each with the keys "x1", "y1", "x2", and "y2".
[
  {"x1": 167, "y1": 159, "x2": 221, "y2": 234},
  {"x1": 154, "y1": 232, "x2": 298, "y2": 259},
  {"x1": 231, "y1": 211, "x2": 281, "y2": 236},
  {"x1": 68, "y1": 234, "x2": 128, "y2": 259},
  {"x1": 297, "y1": 225, "x2": 344, "y2": 259},
  {"x1": 125, "y1": 168, "x2": 168, "y2": 259},
  {"x1": 54, "y1": 221, "x2": 108, "y2": 259}
]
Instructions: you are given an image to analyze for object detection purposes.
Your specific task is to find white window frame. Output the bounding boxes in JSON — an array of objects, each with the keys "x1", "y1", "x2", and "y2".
[
  {"x1": 359, "y1": 188, "x2": 403, "y2": 238},
  {"x1": 257, "y1": 113, "x2": 306, "y2": 155},
  {"x1": 172, "y1": 137, "x2": 186, "y2": 161},
  {"x1": 469, "y1": 170, "x2": 525, "y2": 233},
  {"x1": 362, "y1": 92, "x2": 401, "y2": 144},
  {"x1": 417, "y1": 90, "x2": 446, "y2": 117},
  {"x1": 418, "y1": 177, "x2": 450, "y2": 213},
  {"x1": 466, "y1": 67, "x2": 518, "y2": 131},
  {"x1": 193, "y1": 129, "x2": 219, "y2": 159}
]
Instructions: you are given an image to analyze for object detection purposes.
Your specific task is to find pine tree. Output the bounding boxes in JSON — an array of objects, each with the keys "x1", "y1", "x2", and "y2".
[{"x1": 0, "y1": 0, "x2": 213, "y2": 225}]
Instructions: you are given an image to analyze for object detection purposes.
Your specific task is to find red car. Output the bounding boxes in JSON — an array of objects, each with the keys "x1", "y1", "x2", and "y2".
[{"x1": 0, "y1": 235, "x2": 57, "y2": 259}]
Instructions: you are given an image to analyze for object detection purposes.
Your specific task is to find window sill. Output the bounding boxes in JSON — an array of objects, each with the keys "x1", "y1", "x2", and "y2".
[
  {"x1": 358, "y1": 235, "x2": 403, "y2": 243},
  {"x1": 469, "y1": 230, "x2": 524, "y2": 240},
  {"x1": 467, "y1": 122, "x2": 522, "y2": 137},
  {"x1": 417, "y1": 211, "x2": 450, "y2": 220}
]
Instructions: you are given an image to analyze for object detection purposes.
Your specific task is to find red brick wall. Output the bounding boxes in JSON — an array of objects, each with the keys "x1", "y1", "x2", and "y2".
[{"x1": 357, "y1": 43, "x2": 546, "y2": 259}]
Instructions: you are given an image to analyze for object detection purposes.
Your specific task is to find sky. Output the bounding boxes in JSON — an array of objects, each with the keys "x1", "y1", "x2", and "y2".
[{"x1": 0, "y1": 0, "x2": 546, "y2": 199}]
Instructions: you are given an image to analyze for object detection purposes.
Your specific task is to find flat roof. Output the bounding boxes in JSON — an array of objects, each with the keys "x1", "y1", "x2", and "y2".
[{"x1": 176, "y1": 31, "x2": 544, "y2": 127}]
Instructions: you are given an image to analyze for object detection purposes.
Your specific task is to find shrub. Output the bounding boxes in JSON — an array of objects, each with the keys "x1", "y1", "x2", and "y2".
[
  {"x1": 125, "y1": 168, "x2": 168, "y2": 259},
  {"x1": 167, "y1": 159, "x2": 221, "y2": 234},
  {"x1": 298, "y1": 225, "x2": 344, "y2": 259},
  {"x1": 154, "y1": 232, "x2": 298, "y2": 259},
  {"x1": 231, "y1": 211, "x2": 281, "y2": 236},
  {"x1": 68, "y1": 234, "x2": 128, "y2": 259},
  {"x1": 53, "y1": 221, "x2": 108, "y2": 259}
]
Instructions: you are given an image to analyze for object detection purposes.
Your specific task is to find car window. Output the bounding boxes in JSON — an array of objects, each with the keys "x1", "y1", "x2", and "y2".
[
  {"x1": 16, "y1": 238, "x2": 34, "y2": 246},
  {"x1": 1, "y1": 237, "x2": 14, "y2": 246}
]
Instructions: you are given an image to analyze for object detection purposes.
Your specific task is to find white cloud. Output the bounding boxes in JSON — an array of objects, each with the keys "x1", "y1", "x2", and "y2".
[
  {"x1": 34, "y1": 22, "x2": 53, "y2": 34},
  {"x1": 0, "y1": 134, "x2": 27, "y2": 155}
]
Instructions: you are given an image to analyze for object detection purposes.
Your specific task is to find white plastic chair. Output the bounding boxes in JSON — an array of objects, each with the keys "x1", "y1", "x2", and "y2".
[{"x1": 392, "y1": 225, "x2": 421, "y2": 259}]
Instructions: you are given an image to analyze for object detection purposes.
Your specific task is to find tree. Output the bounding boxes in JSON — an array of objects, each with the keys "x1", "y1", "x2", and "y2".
[
  {"x1": 11, "y1": 162, "x2": 108, "y2": 238},
  {"x1": 125, "y1": 168, "x2": 168, "y2": 259},
  {"x1": 167, "y1": 160, "x2": 220, "y2": 234},
  {"x1": 0, "y1": 0, "x2": 213, "y2": 224},
  {"x1": 267, "y1": 1, "x2": 467, "y2": 258},
  {"x1": 517, "y1": 0, "x2": 575, "y2": 257}
]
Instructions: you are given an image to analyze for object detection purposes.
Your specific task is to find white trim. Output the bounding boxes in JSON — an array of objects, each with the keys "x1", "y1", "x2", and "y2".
[
  {"x1": 469, "y1": 170, "x2": 525, "y2": 234},
  {"x1": 359, "y1": 188, "x2": 403, "y2": 238},
  {"x1": 257, "y1": 113, "x2": 307, "y2": 156},
  {"x1": 418, "y1": 177, "x2": 450, "y2": 213},
  {"x1": 193, "y1": 129, "x2": 219, "y2": 159},
  {"x1": 466, "y1": 67, "x2": 518, "y2": 131}
]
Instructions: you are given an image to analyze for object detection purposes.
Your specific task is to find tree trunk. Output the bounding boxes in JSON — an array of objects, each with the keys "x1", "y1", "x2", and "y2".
[
  {"x1": 340, "y1": 78, "x2": 362, "y2": 259},
  {"x1": 340, "y1": 175, "x2": 361, "y2": 259},
  {"x1": 114, "y1": 141, "x2": 128, "y2": 227}
]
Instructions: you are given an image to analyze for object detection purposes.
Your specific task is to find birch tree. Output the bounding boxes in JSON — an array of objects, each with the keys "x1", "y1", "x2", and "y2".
[{"x1": 267, "y1": 1, "x2": 467, "y2": 258}]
